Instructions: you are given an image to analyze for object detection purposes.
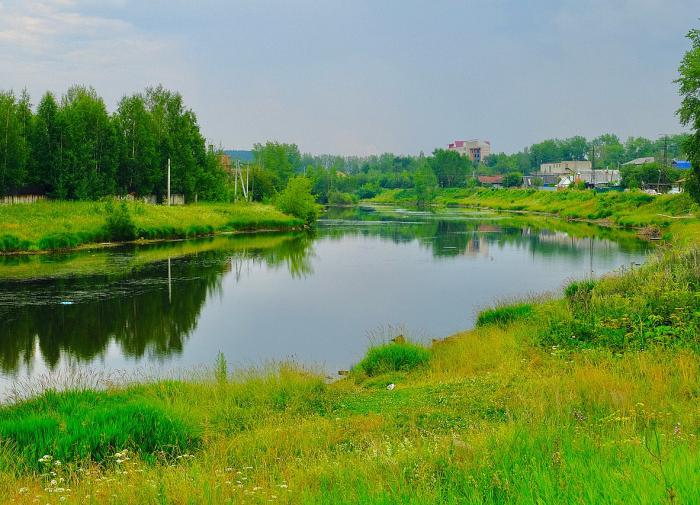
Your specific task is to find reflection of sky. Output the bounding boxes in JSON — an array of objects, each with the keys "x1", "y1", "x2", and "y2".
[{"x1": 0, "y1": 221, "x2": 649, "y2": 398}]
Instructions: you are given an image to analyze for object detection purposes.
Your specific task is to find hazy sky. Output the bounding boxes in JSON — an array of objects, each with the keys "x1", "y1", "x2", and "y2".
[{"x1": 0, "y1": 0, "x2": 697, "y2": 155}]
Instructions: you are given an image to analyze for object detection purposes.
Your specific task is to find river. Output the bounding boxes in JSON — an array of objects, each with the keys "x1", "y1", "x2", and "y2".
[{"x1": 0, "y1": 206, "x2": 650, "y2": 398}]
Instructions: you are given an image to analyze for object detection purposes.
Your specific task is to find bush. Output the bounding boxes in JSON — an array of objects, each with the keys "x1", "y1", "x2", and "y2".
[
  {"x1": 104, "y1": 200, "x2": 137, "y2": 241},
  {"x1": 476, "y1": 303, "x2": 533, "y2": 327},
  {"x1": 275, "y1": 177, "x2": 319, "y2": 224},
  {"x1": 327, "y1": 190, "x2": 356, "y2": 206},
  {"x1": 356, "y1": 342, "x2": 431, "y2": 376},
  {"x1": 0, "y1": 234, "x2": 30, "y2": 252},
  {"x1": 0, "y1": 389, "x2": 200, "y2": 471}
]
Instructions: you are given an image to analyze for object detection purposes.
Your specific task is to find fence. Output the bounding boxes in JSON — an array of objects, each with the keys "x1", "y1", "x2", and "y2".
[
  {"x1": 0, "y1": 194, "x2": 187, "y2": 206},
  {"x1": 0, "y1": 194, "x2": 46, "y2": 205}
]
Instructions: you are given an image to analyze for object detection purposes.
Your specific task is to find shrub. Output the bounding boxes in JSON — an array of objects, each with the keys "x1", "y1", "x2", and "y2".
[
  {"x1": 0, "y1": 234, "x2": 29, "y2": 252},
  {"x1": 327, "y1": 190, "x2": 356, "y2": 206},
  {"x1": 476, "y1": 303, "x2": 533, "y2": 327},
  {"x1": 0, "y1": 389, "x2": 200, "y2": 471},
  {"x1": 104, "y1": 200, "x2": 137, "y2": 241},
  {"x1": 356, "y1": 342, "x2": 431, "y2": 376},
  {"x1": 275, "y1": 177, "x2": 319, "y2": 225}
]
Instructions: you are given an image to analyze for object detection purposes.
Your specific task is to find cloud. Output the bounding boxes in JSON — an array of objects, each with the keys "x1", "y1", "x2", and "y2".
[{"x1": 0, "y1": 0, "x2": 183, "y2": 107}]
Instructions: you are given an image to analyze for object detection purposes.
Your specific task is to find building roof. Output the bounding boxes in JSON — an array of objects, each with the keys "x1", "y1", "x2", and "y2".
[
  {"x1": 478, "y1": 175, "x2": 504, "y2": 185},
  {"x1": 673, "y1": 160, "x2": 692, "y2": 169},
  {"x1": 623, "y1": 157, "x2": 656, "y2": 166}
]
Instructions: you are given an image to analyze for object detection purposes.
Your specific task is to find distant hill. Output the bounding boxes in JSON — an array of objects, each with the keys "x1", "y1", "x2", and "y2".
[{"x1": 224, "y1": 150, "x2": 254, "y2": 163}]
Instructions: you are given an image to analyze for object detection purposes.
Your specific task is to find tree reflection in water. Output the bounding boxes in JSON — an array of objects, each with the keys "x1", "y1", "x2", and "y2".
[{"x1": 0, "y1": 233, "x2": 314, "y2": 374}]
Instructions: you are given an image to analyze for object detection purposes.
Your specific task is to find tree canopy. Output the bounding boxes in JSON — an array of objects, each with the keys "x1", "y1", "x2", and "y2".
[
  {"x1": 677, "y1": 26, "x2": 700, "y2": 201},
  {"x1": 0, "y1": 85, "x2": 229, "y2": 201}
]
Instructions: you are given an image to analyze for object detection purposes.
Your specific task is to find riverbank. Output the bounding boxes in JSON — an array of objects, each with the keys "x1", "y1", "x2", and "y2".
[
  {"x1": 0, "y1": 201, "x2": 303, "y2": 254},
  {"x1": 1, "y1": 205, "x2": 699, "y2": 503},
  {"x1": 371, "y1": 187, "x2": 699, "y2": 234}
]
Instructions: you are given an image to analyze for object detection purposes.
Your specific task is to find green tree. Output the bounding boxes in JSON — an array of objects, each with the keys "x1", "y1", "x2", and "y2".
[
  {"x1": 253, "y1": 142, "x2": 301, "y2": 191},
  {"x1": 0, "y1": 91, "x2": 31, "y2": 195},
  {"x1": 502, "y1": 172, "x2": 523, "y2": 188},
  {"x1": 414, "y1": 158, "x2": 438, "y2": 208},
  {"x1": 30, "y1": 92, "x2": 62, "y2": 194},
  {"x1": 114, "y1": 93, "x2": 159, "y2": 195},
  {"x1": 677, "y1": 27, "x2": 700, "y2": 200},
  {"x1": 429, "y1": 149, "x2": 468, "y2": 188},
  {"x1": 59, "y1": 86, "x2": 118, "y2": 199},
  {"x1": 274, "y1": 176, "x2": 318, "y2": 224}
]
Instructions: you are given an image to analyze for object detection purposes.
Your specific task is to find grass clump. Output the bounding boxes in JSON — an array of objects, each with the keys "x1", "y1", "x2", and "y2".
[
  {"x1": 103, "y1": 200, "x2": 137, "y2": 241},
  {"x1": 0, "y1": 389, "x2": 200, "y2": 470},
  {"x1": 356, "y1": 342, "x2": 431, "y2": 376},
  {"x1": 476, "y1": 302, "x2": 534, "y2": 327}
]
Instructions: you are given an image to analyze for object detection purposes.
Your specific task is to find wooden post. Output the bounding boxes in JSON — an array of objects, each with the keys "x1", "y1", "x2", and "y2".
[{"x1": 167, "y1": 158, "x2": 171, "y2": 206}]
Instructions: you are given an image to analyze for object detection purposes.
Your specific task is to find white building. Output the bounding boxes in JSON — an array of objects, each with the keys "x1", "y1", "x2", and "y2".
[
  {"x1": 448, "y1": 140, "x2": 491, "y2": 162},
  {"x1": 539, "y1": 160, "x2": 620, "y2": 186},
  {"x1": 539, "y1": 160, "x2": 592, "y2": 175}
]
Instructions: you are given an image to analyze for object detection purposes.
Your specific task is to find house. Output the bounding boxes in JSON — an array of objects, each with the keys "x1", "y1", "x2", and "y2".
[
  {"x1": 539, "y1": 160, "x2": 592, "y2": 175},
  {"x1": 538, "y1": 160, "x2": 620, "y2": 186},
  {"x1": 448, "y1": 140, "x2": 491, "y2": 162},
  {"x1": 623, "y1": 157, "x2": 656, "y2": 166},
  {"x1": 477, "y1": 175, "x2": 503, "y2": 187}
]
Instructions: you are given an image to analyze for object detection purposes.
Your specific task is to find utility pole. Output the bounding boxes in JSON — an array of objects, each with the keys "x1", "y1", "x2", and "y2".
[
  {"x1": 167, "y1": 158, "x2": 171, "y2": 206},
  {"x1": 657, "y1": 134, "x2": 671, "y2": 194},
  {"x1": 234, "y1": 160, "x2": 239, "y2": 202}
]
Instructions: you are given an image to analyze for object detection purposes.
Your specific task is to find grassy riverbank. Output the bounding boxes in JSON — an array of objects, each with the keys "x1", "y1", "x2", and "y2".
[
  {"x1": 1, "y1": 204, "x2": 700, "y2": 503},
  {"x1": 0, "y1": 201, "x2": 303, "y2": 254},
  {"x1": 372, "y1": 187, "x2": 699, "y2": 230}
]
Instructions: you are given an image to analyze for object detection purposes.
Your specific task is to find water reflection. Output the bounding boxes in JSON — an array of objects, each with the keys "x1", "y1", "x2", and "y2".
[
  {"x1": 0, "y1": 234, "x2": 313, "y2": 374},
  {"x1": 0, "y1": 207, "x2": 650, "y2": 382}
]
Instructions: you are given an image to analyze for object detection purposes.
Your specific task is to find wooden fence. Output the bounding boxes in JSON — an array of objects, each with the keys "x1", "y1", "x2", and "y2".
[{"x1": 0, "y1": 194, "x2": 46, "y2": 205}]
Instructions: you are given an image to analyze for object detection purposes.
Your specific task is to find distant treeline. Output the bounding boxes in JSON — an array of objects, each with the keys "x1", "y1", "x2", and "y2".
[
  {"x1": 253, "y1": 133, "x2": 691, "y2": 205},
  {"x1": 0, "y1": 86, "x2": 229, "y2": 200}
]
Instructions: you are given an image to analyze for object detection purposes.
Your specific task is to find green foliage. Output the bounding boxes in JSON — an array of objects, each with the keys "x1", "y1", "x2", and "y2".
[
  {"x1": 327, "y1": 190, "x2": 356, "y2": 206},
  {"x1": 502, "y1": 172, "x2": 523, "y2": 188},
  {"x1": 429, "y1": 149, "x2": 469, "y2": 188},
  {"x1": 476, "y1": 303, "x2": 533, "y2": 327},
  {"x1": 0, "y1": 389, "x2": 200, "y2": 469},
  {"x1": 103, "y1": 200, "x2": 137, "y2": 241},
  {"x1": 275, "y1": 176, "x2": 319, "y2": 224},
  {"x1": 356, "y1": 342, "x2": 431, "y2": 376},
  {"x1": 414, "y1": 158, "x2": 438, "y2": 208},
  {"x1": 541, "y1": 248, "x2": 700, "y2": 350},
  {"x1": 677, "y1": 26, "x2": 700, "y2": 202},
  {"x1": 0, "y1": 85, "x2": 230, "y2": 202}
]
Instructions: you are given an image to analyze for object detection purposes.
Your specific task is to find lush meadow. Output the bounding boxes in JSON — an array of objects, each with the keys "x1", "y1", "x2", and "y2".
[
  {"x1": 373, "y1": 187, "x2": 699, "y2": 230},
  {"x1": 0, "y1": 201, "x2": 302, "y2": 253},
  {"x1": 1, "y1": 231, "x2": 699, "y2": 503}
]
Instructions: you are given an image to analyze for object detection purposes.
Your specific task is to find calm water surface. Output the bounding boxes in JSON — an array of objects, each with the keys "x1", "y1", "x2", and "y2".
[{"x1": 0, "y1": 207, "x2": 650, "y2": 397}]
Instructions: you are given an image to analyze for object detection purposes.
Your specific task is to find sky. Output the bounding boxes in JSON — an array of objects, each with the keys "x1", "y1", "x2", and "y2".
[{"x1": 0, "y1": 0, "x2": 697, "y2": 156}]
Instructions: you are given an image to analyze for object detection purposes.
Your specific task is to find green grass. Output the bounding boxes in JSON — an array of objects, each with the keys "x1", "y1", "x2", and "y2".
[
  {"x1": 2, "y1": 202, "x2": 700, "y2": 503},
  {"x1": 0, "y1": 389, "x2": 200, "y2": 471},
  {"x1": 371, "y1": 187, "x2": 699, "y2": 231},
  {"x1": 476, "y1": 302, "x2": 534, "y2": 327},
  {"x1": 0, "y1": 200, "x2": 303, "y2": 253},
  {"x1": 354, "y1": 342, "x2": 431, "y2": 377}
]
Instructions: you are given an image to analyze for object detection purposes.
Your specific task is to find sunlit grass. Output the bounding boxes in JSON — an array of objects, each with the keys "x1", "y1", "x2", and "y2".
[{"x1": 0, "y1": 200, "x2": 302, "y2": 253}]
